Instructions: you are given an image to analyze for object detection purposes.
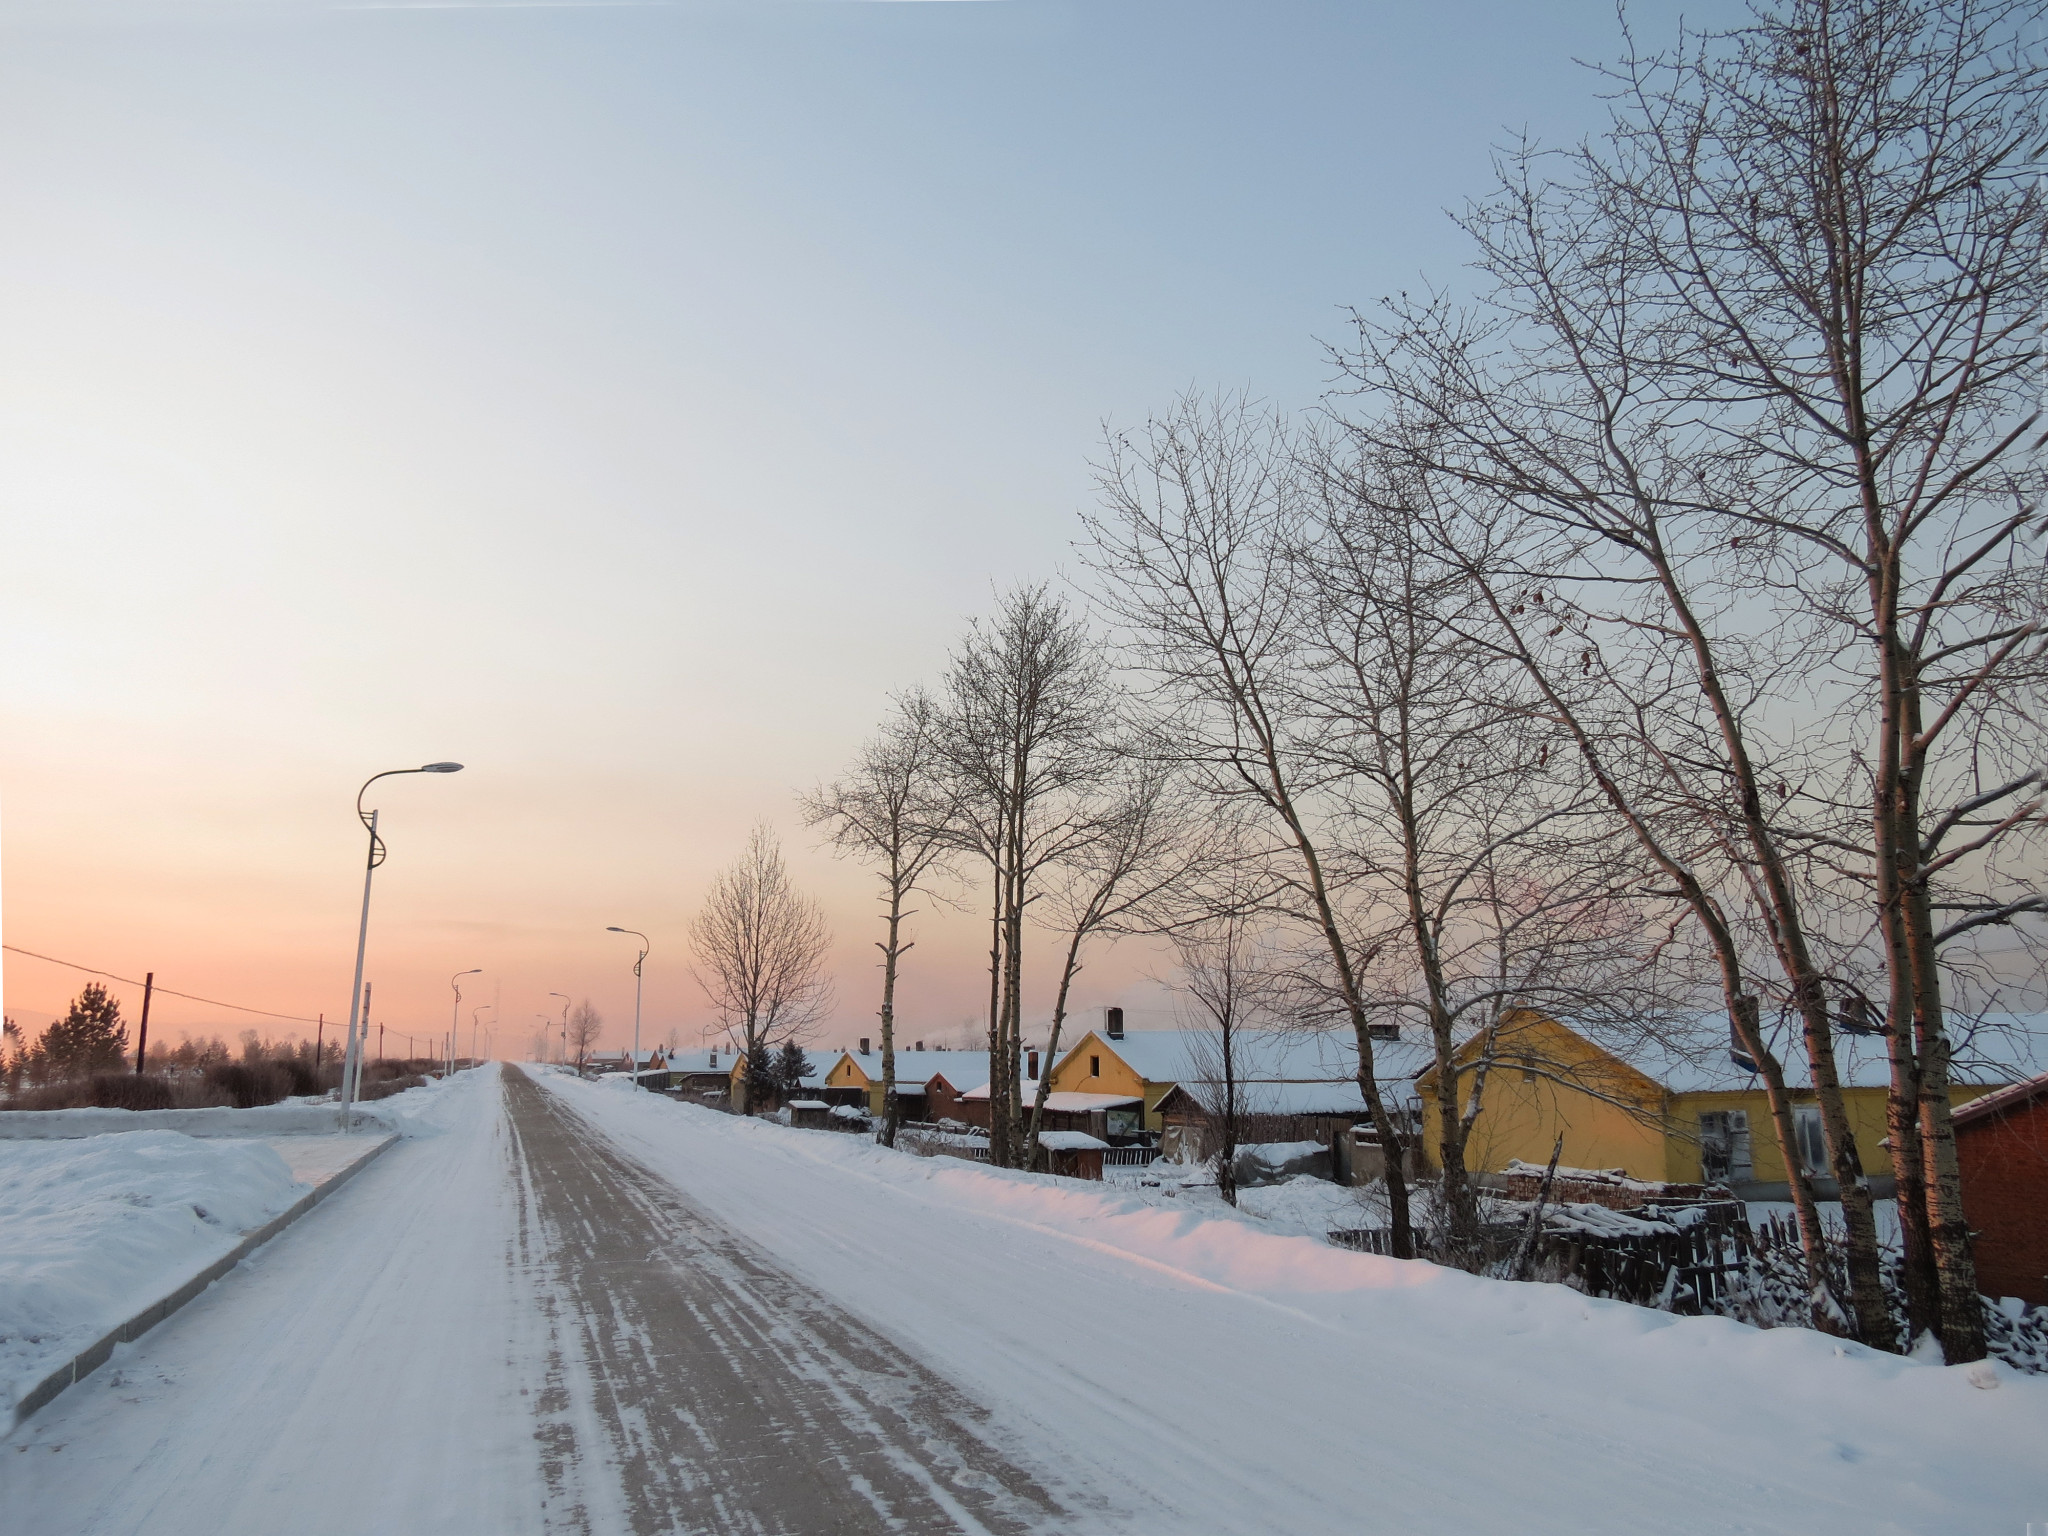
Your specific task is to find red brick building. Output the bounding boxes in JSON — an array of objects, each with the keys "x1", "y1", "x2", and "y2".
[{"x1": 1953, "y1": 1072, "x2": 2048, "y2": 1306}]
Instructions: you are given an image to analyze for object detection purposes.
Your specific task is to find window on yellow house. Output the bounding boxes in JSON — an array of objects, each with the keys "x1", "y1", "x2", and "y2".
[
  {"x1": 1793, "y1": 1105, "x2": 1829, "y2": 1177},
  {"x1": 1699, "y1": 1110, "x2": 1752, "y2": 1183},
  {"x1": 1090, "y1": 1055, "x2": 1101, "y2": 1077}
]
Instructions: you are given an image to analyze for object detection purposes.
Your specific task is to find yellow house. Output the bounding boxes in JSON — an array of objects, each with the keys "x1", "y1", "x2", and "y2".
[
  {"x1": 1416, "y1": 1010, "x2": 2038, "y2": 1194},
  {"x1": 1043, "y1": 1030, "x2": 1193, "y2": 1133}
]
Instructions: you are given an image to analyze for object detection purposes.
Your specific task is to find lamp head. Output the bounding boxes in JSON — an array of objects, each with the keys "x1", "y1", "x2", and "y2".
[
  {"x1": 421, "y1": 762, "x2": 463, "y2": 773},
  {"x1": 607, "y1": 926, "x2": 626, "y2": 933}
]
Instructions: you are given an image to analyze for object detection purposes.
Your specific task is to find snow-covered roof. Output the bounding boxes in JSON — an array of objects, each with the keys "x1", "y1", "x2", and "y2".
[
  {"x1": 665, "y1": 1050, "x2": 732, "y2": 1074},
  {"x1": 1209, "y1": 1080, "x2": 1380, "y2": 1116},
  {"x1": 1035, "y1": 1130, "x2": 1110, "y2": 1152},
  {"x1": 1065, "y1": 1028, "x2": 1433, "y2": 1092},
  {"x1": 1037, "y1": 1091, "x2": 1143, "y2": 1113},
  {"x1": 1598, "y1": 1012, "x2": 2046, "y2": 1094},
  {"x1": 787, "y1": 1099, "x2": 828, "y2": 1110},
  {"x1": 836, "y1": 1050, "x2": 993, "y2": 1089}
]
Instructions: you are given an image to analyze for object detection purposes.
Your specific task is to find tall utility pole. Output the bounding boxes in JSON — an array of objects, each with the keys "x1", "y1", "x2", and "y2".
[
  {"x1": 133, "y1": 972, "x2": 155, "y2": 1076},
  {"x1": 607, "y1": 927, "x2": 649, "y2": 1088}
]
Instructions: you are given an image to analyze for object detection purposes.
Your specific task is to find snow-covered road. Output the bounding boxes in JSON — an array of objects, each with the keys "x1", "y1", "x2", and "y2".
[{"x1": 4, "y1": 1062, "x2": 2043, "y2": 1536}]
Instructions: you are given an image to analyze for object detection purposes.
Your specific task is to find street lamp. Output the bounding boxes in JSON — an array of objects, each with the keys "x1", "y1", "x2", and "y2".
[
  {"x1": 471, "y1": 1004, "x2": 493, "y2": 1068},
  {"x1": 450, "y1": 968, "x2": 481, "y2": 1076},
  {"x1": 550, "y1": 992, "x2": 571, "y2": 1065},
  {"x1": 340, "y1": 763, "x2": 463, "y2": 1120},
  {"x1": 606, "y1": 927, "x2": 649, "y2": 1089}
]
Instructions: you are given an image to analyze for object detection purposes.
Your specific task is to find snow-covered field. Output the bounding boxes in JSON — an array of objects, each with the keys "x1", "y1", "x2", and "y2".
[
  {"x1": 0, "y1": 1133, "x2": 306, "y2": 1414},
  {"x1": 546, "y1": 1071, "x2": 2048, "y2": 1535}
]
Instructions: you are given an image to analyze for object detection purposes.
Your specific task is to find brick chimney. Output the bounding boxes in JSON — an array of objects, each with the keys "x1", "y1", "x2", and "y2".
[
  {"x1": 859, "y1": 1037, "x2": 870, "y2": 1054},
  {"x1": 1106, "y1": 1006, "x2": 1124, "y2": 1041},
  {"x1": 1027, "y1": 1049, "x2": 1040, "y2": 1079}
]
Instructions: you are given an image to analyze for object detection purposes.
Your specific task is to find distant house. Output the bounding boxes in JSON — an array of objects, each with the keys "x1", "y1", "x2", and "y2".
[
  {"x1": 827, "y1": 1046, "x2": 992, "y2": 1118},
  {"x1": 587, "y1": 1048, "x2": 673, "y2": 1087},
  {"x1": 1415, "y1": 1010, "x2": 2043, "y2": 1199},
  {"x1": 1044, "y1": 1019, "x2": 1434, "y2": 1145},
  {"x1": 1953, "y1": 1070, "x2": 2048, "y2": 1306},
  {"x1": 663, "y1": 1049, "x2": 735, "y2": 1100}
]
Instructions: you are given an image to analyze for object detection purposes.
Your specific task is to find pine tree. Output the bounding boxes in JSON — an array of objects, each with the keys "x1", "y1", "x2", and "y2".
[
  {"x1": 42, "y1": 984, "x2": 129, "y2": 1078},
  {"x1": 774, "y1": 1040, "x2": 811, "y2": 1097},
  {"x1": 745, "y1": 1040, "x2": 776, "y2": 1109}
]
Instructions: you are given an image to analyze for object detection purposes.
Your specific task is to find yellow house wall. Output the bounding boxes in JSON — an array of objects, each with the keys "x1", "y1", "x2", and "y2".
[
  {"x1": 1665, "y1": 1082, "x2": 1999, "y2": 1184},
  {"x1": 1424, "y1": 1070, "x2": 1669, "y2": 1181},
  {"x1": 826, "y1": 1056, "x2": 873, "y2": 1091},
  {"x1": 1419, "y1": 1016, "x2": 1670, "y2": 1180}
]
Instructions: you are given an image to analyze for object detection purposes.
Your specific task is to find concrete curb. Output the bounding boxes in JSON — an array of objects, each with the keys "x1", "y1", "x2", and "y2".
[{"x1": 7, "y1": 1134, "x2": 399, "y2": 1433}]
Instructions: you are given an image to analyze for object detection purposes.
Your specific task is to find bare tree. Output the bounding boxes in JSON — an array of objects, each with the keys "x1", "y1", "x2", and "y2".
[
  {"x1": 1171, "y1": 917, "x2": 1276, "y2": 1207},
  {"x1": 1083, "y1": 393, "x2": 1422, "y2": 1258},
  {"x1": 691, "y1": 825, "x2": 834, "y2": 1114},
  {"x1": 1339, "y1": 0, "x2": 2044, "y2": 1359},
  {"x1": 1295, "y1": 454, "x2": 1670, "y2": 1263},
  {"x1": 937, "y1": 585, "x2": 1118, "y2": 1167},
  {"x1": 1021, "y1": 757, "x2": 1215, "y2": 1167},
  {"x1": 566, "y1": 999, "x2": 603, "y2": 1074},
  {"x1": 803, "y1": 689, "x2": 955, "y2": 1147}
]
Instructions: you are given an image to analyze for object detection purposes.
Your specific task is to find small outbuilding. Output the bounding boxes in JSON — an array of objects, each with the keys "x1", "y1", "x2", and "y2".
[
  {"x1": 787, "y1": 1100, "x2": 832, "y2": 1130},
  {"x1": 1953, "y1": 1070, "x2": 2048, "y2": 1306},
  {"x1": 1032, "y1": 1130, "x2": 1109, "y2": 1181}
]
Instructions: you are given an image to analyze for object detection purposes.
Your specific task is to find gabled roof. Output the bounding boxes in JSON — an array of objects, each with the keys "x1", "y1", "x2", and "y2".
[{"x1": 666, "y1": 1049, "x2": 733, "y2": 1074}]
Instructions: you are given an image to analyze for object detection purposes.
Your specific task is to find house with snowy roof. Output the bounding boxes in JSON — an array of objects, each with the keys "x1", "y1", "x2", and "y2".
[
  {"x1": 823, "y1": 1044, "x2": 992, "y2": 1117},
  {"x1": 1414, "y1": 1009, "x2": 2044, "y2": 1200},
  {"x1": 1046, "y1": 1011, "x2": 1430, "y2": 1122}
]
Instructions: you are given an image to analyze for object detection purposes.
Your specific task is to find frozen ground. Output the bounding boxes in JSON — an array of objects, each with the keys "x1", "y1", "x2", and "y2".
[{"x1": 3, "y1": 1063, "x2": 2042, "y2": 1536}]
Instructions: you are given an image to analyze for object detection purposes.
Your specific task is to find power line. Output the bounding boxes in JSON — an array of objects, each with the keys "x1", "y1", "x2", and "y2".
[{"x1": 2, "y1": 944, "x2": 324, "y2": 1025}]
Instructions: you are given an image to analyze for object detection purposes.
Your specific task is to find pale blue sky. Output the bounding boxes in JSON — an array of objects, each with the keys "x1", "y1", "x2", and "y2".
[{"x1": 0, "y1": 0, "x2": 1733, "y2": 1050}]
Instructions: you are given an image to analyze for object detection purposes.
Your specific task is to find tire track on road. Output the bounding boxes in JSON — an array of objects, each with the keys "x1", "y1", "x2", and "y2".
[{"x1": 504, "y1": 1066, "x2": 1064, "y2": 1536}]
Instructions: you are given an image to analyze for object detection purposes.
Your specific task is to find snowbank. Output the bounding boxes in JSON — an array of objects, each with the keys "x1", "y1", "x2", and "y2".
[
  {"x1": 541, "y1": 1072, "x2": 2048, "y2": 1536},
  {"x1": 0, "y1": 1133, "x2": 307, "y2": 1413},
  {"x1": 0, "y1": 1068, "x2": 480, "y2": 1142}
]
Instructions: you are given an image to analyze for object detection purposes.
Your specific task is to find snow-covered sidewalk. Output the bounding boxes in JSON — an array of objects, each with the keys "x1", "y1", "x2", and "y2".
[
  {"x1": 0, "y1": 1071, "x2": 468, "y2": 1424},
  {"x1": 0, "y1": 1064, "x2": 542, "y2": 1536},
  {"x1": 545, "y1": 1073, "x2": 2048, "y2": 1536},
  {"x1": 0, "y1": 1133, "x2": 308, "y2": 1417}
]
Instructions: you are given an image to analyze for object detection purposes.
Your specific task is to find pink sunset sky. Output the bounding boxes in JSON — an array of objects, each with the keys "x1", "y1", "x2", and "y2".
[{"x1": 0, "y1": 0, "x2": 1699, "y2": 1057}]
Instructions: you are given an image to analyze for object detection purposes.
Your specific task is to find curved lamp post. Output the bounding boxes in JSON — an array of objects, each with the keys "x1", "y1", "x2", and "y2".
[
  {"x1": 341, "y1": 763, "x2": 463, "y2": 1119},
  {"x1": 550, "y1": 992, "x2": 571, "y2": 1065},
  {"x1": 470, "y1": 1003, "x2": 493, "y2": 1069},
  {"x1": 450, "y1": 968, "x2": 481, "y2": 1076},
  {"x1": 606, "y1": 927, "x2": 649, "y2": 1088}
]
